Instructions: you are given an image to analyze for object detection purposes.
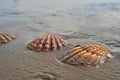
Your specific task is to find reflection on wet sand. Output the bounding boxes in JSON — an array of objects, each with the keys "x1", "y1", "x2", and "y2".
[{"x1": 0, "y1": 0, "x2": 120, "y2": 80}]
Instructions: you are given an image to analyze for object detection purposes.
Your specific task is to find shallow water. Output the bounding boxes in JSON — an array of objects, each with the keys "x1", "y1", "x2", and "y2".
[{"x1": 0, "y1": 0, "x2": 120, "y2": 80}]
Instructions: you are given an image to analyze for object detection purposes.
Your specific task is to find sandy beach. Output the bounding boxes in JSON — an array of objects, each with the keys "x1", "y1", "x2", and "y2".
[{"x1": 0, "y1": 0, "x2": 120, "y2": 80}]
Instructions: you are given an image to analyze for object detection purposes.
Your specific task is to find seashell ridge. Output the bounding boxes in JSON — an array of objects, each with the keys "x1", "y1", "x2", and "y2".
[
  {"x1": 0, "y1": 32, "x2": 15, "y2": 44},
  {"x1": 27, "y1": 34, "x2": 67, "y2": 52},
  {"x1": 59, "y1": 44, "x2": 113, "y2": 66}
]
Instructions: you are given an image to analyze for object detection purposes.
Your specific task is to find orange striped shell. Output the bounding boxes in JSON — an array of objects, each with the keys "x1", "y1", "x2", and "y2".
[
  {"x1": 27, "y1": 34, "x2": 67, "y2": 52},
  {"x1": 0, "y1": 32, "x2": 15, "y2": 44},
  {"x1": 60, "y1": 44, "x2": 113, "y2": 66}
]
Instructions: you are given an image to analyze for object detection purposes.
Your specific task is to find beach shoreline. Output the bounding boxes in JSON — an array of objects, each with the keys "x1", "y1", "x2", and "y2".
[{"x1": 0, "y1": 0, "x2": 120, "y2": 80}]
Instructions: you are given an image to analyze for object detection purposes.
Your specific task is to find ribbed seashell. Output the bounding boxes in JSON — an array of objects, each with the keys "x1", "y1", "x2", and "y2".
[
  {"x1": 27, "y1": 34, "x2": 67, "y2": 52},
  {"x1": 60, "y1": 44, "x2": 113, "y2": 66},
  {"x1": 0, "y1": 32, "x2": 15, "y2": 44}
]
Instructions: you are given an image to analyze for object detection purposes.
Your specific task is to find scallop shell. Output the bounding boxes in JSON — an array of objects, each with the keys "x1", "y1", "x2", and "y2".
[
  {"x1": 60, "y1": 44, "x2": 113, "y2": 66},
  {"x1": 27, "y1": 34, "x2": 67, "y2": 52},
  {"x1": 0, "y1": 32, "x2": 15, "y2": 44}
]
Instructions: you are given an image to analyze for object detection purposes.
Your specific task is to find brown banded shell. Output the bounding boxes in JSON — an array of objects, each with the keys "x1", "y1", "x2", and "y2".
[
  {"x1": 0, "y1": 32, "x2": 15, "y2": 44},
  {"x1": 60, "y1": 44, "x2": 113, "y2": 66},
  {"x1": 27, "y1": 34, "x2": 67, "y2": 52}
]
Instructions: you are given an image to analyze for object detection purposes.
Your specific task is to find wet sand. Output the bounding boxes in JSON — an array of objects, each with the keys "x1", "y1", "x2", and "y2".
[{"x1": 0, "y1": 0, "x2": 120, "y2": 80}]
